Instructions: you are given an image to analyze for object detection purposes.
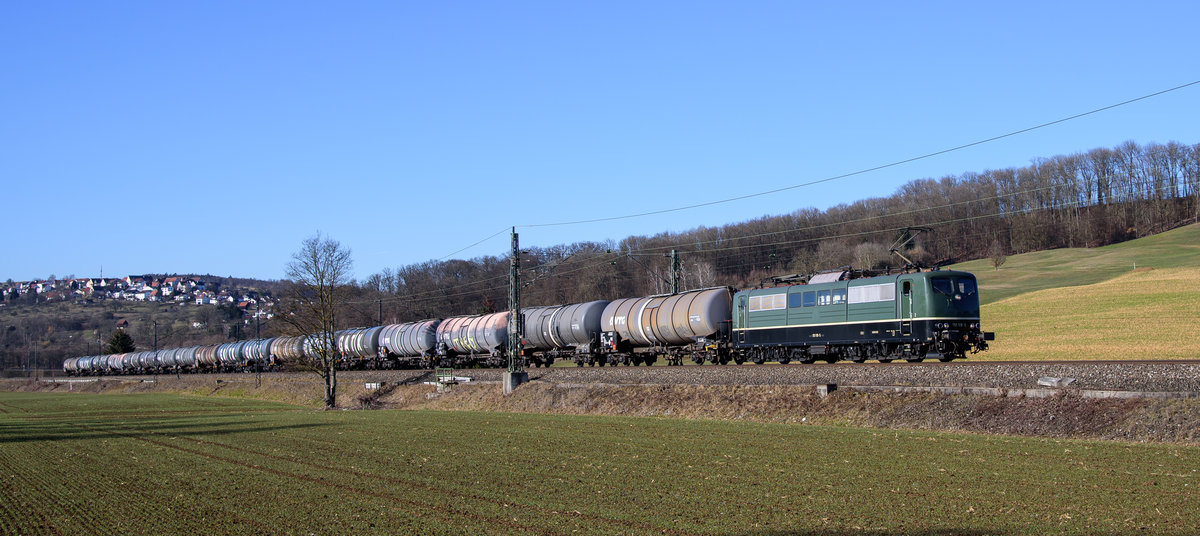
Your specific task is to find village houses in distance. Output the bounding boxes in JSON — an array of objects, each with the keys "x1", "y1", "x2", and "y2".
[{"x1": 1, "y1": 275, "x2": 274, "y2": 324}]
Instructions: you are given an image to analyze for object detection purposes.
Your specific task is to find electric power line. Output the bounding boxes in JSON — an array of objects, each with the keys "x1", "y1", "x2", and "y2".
[{"x1": 516, "y1": 79, "x2": 1200, "y2": 229}]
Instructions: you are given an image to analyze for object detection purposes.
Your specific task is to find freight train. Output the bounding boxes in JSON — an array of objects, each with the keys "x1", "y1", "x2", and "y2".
[{"x1": 62, "y1": 268, "x2": 993, "y2": 375}]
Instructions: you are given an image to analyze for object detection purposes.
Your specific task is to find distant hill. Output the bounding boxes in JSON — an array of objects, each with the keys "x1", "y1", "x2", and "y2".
[
  {"x1": 954, "y1": 222, "x2": 1200, "y2": 304},
  {"x1": 977, "y1": 267, "x2": 1200, "y2": 361},
  {"x1": 953, "y1": 222, "x2": 1200, "y2": 361}
]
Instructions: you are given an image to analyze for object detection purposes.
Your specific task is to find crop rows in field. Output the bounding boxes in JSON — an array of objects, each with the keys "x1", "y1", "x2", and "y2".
[{"x1": 1, "y1": 392, "x2": 1198, "y2": 535}]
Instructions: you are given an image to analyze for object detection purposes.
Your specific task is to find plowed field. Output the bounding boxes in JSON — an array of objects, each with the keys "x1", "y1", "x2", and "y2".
[{"x1": 1, "y1": 392, "x2": 1197, "y2": 535}]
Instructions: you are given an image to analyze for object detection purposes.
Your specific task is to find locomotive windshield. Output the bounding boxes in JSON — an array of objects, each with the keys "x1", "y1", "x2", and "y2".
[{"x1": 931, "y1": 277, "x2": 977, "y2": 296}]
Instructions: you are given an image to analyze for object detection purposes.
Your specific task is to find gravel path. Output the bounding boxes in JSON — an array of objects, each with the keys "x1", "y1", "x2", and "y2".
[{"x1": 331, "y1": 361, "x2": 1200, "y2": 393}]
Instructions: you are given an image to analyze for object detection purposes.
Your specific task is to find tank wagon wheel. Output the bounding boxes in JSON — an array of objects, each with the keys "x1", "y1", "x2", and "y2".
[{"x1": 733, "y1": 354, "x2": 745, "y2": 365}]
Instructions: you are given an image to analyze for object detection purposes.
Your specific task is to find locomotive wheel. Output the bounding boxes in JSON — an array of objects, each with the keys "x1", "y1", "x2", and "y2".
[
  {"x1": 906, "y1": 358, "x2": 924, "y2": 363},
  {"x1": 733, "y1": 356, "x2": 745, "y2": 365},
  {"x1": 849, "y1": 348, "x2": 866, "y2": 364},
  {"x1": 878, "y1": 358, "x2": 893, "y2": 363},
  {"x1": 778, "y1": 358, "x2": 791, "y2": 365}
]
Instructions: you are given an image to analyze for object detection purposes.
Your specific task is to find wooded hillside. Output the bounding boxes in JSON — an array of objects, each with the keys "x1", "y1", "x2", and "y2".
[{"x1": 351, "y1": 140, "x2": 1199, "y2": 326}]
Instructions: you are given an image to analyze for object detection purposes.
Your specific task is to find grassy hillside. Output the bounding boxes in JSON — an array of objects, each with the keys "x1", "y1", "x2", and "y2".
[
  {"x1": 2, "y1": 391, "x2": 1197, "y2": 534},
  {"x1": 954, "y1": 222, "x2": 1200, "y2": 305},
  {"x1": 946, "y1": 223, "x2": 1200, "y2": 361},
  {"x1": 976, "y1": 267, "x2": 1200, "y2": 361}
]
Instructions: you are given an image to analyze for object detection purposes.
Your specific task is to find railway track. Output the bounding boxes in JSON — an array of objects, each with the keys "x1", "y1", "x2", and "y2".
[{"x1": 77, "y1": 359, "x2": 1200, "y2": 394}]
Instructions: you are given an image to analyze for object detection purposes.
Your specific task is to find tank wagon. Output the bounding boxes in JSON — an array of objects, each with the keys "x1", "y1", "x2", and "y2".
[
  {"x1": 336, "y1": 327, "x2": 382, "y2": 367},
  {"x1": 595, "y1": 287, "x2": 733, "y2": 366},
  {"x1": 519, "y1": 300, "x2": 610, "y2": 367},
  {"x1": 378, "y1": 319, "x2": 441, "y2": 368},
  {"x1": 270, "y1": 336, "x2": 306, "y2": 366},
  {"x1": 436, "y1": 312, "x2": 510, "y2": 368}
]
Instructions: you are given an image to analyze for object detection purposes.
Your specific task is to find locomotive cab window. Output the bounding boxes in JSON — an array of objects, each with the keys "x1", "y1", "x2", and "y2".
[
  {"x1": 931, "y1": 278, "x2": 954, "y2": 296},
  {"x1": 957, "y1": 278, "x2": 977, "y2": 295},
  {"x1": 932, "y1": 277, "x2": 976, "y2": 296}
]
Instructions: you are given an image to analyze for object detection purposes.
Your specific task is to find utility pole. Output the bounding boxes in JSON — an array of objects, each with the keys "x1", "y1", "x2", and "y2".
[
  {"x1": 669, "y1": 249, "x2": 681, "y2": 294},
  {"x1": 503, "y1": 227, "x2": 528, "y2": 394}
]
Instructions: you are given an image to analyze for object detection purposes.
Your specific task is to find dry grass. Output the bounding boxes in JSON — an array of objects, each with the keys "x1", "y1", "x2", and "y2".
[
  {"x1": 378, "y1": 382, "x2": 1200, "y2": 444},
  {"x1": 978, "y1": 267, "x2": 1200, "y2": 361}
]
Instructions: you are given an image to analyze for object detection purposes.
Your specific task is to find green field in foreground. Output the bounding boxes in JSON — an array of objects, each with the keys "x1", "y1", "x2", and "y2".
[{"x1": 1, "y1": 392, "x2": 1197, "y2": 535}]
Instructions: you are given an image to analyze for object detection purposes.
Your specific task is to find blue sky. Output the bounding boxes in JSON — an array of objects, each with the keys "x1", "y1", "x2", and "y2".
[{"x1": 3, "y1": 1, "x2": 1198, "y2": 282}]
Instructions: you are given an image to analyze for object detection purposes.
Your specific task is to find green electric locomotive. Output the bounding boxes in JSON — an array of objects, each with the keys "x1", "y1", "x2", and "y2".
[{"x1": 731, "y1": 269, "x2": 994, "y2": 364}]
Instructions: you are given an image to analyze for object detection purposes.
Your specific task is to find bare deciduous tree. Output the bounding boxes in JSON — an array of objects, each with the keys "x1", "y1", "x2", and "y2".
[
  {"x1": 989, "y1": 239, "x2": 1007, "y2": 271},
  {"x1": 280, "y1": 233, "x2": 353, "y2": 409}
]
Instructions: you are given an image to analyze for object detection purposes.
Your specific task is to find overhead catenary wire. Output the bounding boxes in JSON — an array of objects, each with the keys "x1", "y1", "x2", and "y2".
[
  {"x1": 516, "y1": 79, "x2": 1200, "y2": 229},
  {"x1": 415, "y1": 81, "x2": 1197, "y2": 268}
]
